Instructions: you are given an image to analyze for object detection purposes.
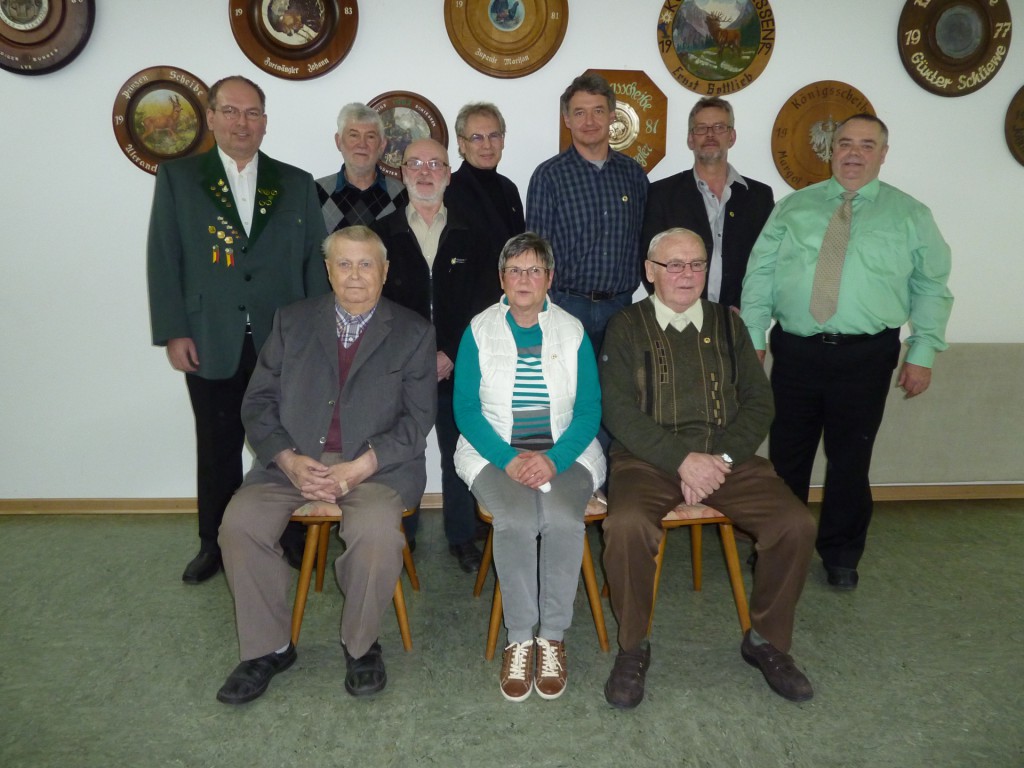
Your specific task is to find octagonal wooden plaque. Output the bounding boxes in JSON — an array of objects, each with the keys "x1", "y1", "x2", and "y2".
[{"x1": 557, "y1": 69, "x2": 667, "y2": 174}]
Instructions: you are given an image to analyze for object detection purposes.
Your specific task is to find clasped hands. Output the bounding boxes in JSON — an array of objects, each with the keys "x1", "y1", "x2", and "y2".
[
  {"x1": 274, "y1": 448, "x2": 378, "y2": 504},
  {"x1": 678, "y1": 452, "x2": 732, "y2": 506},
  {"x1": 505, "y1": 451, "x2": 556, "y2": 490}
]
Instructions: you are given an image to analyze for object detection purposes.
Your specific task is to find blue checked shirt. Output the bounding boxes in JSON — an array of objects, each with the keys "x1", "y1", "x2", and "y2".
[
  {"x1": 526, "y1": 145, "x2": 648, "y2": 295},
  {"x1": 335, "y1": 302, "x2": 376, "y2": 348}
]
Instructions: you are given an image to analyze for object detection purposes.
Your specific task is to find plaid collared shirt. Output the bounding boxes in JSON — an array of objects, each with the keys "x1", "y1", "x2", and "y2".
[
  {"x1": 526, "y1": 145, "x2": 648, "y2": 295},
  {"x1": 335, "y1": 302, "x2": 376, "y2": 348}
]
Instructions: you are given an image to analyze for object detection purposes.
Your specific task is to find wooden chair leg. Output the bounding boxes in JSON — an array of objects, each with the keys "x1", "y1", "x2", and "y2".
[
  {"x1": 399, "y1": 522, "x2": 420, "y2": 592},
  {"x1": 580, "y1": 533, "x2": 609, "y2": 652},
  {"x1": 314, "y1": 522, "x2": 331, "y2": 592},
  {"x1": 485, "y1": 578, "x2": 503, "y2": 661},
  {"x1": 474, "y1": 528, "x2": 494, "y2": 598},
  {"x1": 690, "y1": 523, "x2": 703, "y2": 591},
  {"x1": 393, "y1": 579, "x2": 412, "y2": 651},
  {"x1": 291, "y1": 523, "x2": 322, "y2": 645},
  {"x1": 719, "y1": 523, "x2": 751, "y2": 633},
  {"x1": 647, "y1": 534, "x2": 669, "y2": 637}
]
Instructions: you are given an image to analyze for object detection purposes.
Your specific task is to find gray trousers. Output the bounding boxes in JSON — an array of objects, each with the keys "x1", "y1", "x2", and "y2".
[
  {"x1": 470, "y1": 462, "x2": 592, "y2": 644},
  {"x1": 219, "y1": 455, "x2": 405, "y2": 661}
]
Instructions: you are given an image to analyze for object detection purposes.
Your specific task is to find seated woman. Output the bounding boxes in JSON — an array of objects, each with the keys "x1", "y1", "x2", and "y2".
[{"x1": 453, "y1": 232, "x2": 605, "y2": 702}]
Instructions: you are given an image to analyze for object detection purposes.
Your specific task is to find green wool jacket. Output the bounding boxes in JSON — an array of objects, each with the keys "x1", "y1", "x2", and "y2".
[
  {"x1": 599, "y1": 298, "x2": 773, "y2": 477},
  {"x1": 147, "y1": 148, "x2": 329, "y2": 380}
]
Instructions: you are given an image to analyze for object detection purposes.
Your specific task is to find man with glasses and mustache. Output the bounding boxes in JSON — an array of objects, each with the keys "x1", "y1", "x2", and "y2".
[
  {"x1": 599, "y1": 228, "x2": 815, "y2": 708},
  {"x1": 374, "y1": 139, "x2": 498, "y2": 573},
  {"x1": 148, "y1": 76, "x2": 328, "y2": 585},
  {"x1": 641, "y1": 96, "x2": 774, "y2": 311}
]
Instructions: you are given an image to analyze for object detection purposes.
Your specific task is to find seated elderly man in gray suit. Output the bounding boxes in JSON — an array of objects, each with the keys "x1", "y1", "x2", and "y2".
[{"x1": 216, "y1": 225, "x2": 437, "y2": 704}]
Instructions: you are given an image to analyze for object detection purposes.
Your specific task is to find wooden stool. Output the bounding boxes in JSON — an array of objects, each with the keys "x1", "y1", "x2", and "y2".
[
  {"x1": 474, "y1": 498, "x2": 610, "y2": 660},
  {"x1": 648, "y1": 503, "x2": 751, "y2": 636},
  {"x1": 289, "y1": 507, "x2": 418, "y2": 651}
]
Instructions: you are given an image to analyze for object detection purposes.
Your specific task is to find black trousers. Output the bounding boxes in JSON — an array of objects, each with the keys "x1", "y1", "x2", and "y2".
[
  {"x1": 184, "y1": 335, "x2": 258, "y2": 554},
  {"x1": 768, "y1": 326, "x2": 900, "y2": 569}
]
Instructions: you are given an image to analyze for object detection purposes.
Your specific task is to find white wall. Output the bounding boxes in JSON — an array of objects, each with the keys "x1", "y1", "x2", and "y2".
[{"x1": 1, "y1": 0, "x2": 1022, "y2": 499}]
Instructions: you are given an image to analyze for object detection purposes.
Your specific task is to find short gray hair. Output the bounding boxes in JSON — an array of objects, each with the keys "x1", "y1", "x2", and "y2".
[
  {"x1": 647, "y1": 227, "x2": 706, "y2": 260},
  {"x1": 322, "y1": 225, "x2": 387, "y2": 262},
  {"x1": 498, "y1": 232, "x2": 554, "y2": 272},
  {"x1": 336, "y1": 103, "x2": 384, "y2": 135},
  {"x1": 835, "y1": 113, "x2": 889, "y2": 147},
  {"x1": 455, "y1": 102, "x2": 506, "y2": 138},
  {"x1": 688, "y1": 96, "x2": 734, "y2": 131}
]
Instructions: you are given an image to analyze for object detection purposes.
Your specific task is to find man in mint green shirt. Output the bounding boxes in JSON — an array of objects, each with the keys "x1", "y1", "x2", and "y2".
[{"x1": 740, "y1": 114, "x2": 953, "y2": 590}]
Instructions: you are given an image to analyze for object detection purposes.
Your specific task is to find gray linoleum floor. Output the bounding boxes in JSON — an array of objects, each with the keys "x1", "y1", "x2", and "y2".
[{"x1": 1, "y1": 499, "x2": 1022, "y2": 768}]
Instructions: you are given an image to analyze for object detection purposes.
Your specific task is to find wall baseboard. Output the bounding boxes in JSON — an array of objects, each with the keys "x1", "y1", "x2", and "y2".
[{"x1": 0, "y1": 486, "x2": 1020, "y2": 515}]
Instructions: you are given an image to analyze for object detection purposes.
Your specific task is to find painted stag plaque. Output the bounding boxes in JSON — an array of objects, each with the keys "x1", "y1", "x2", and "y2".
[
  {"x1": 112, "y1": 67, "x2": 216, "y2": 175},
  {"x1": 0, "y1": 0, "x2": 94, "y2": 75},
  {"x1": 770, "y1": 81, "x2": 875, "y2": 190},
  {"x1": 229, "y1": 0, "x2": 358, "y2": 80},
  {"x1": 557, "y1": 69, "x2": 668, "y2": 174},
  {"x1": 444, "y1": 0, "x2": 568, "y2": 79},
  {"x1": 657, "y1": 0, "x2": 775, "y2": 96},
  {"x1": 898, "y1": 0, "x2": 1012, "y2": 97},
  {"x1": 1006, "y1": 85, "x2": 1024, "y2": 167},
  {"x1": 368, "y1": 91, "x2": 449, "y2": 180}
]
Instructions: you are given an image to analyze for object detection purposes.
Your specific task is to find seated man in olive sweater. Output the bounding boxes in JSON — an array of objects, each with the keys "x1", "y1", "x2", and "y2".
[{"x1": 599, "y1": 228, "x2": 815, "y2": 708}]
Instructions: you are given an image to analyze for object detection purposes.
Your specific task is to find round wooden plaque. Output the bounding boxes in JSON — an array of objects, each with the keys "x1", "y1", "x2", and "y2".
[
  {"x1": 1006, "y1": 85, "x2": 1024, "y2": 167},
  {"x1": 444, "y1": 0, "x2": 568, "y2": 79},
  {"x1": 657, "y1": 0, "x2": 775, "y2": 96},
  {"x1": 897, "y1": 0, "x2": 1012, "y2": 97},
  {"x1": 0, "y1": 0, "x2": 94, "y2": 75},
  {"x1": 770, "y1": 81, "x2": 875, "y2": 190},
  {"x1": 229, "y1": 0, "x2": 358, "y2": 81},
  {"x1": 368, "y1": 91, "x2": 449, "y2": 180},
  {"x1": 112, "y1": 66, "x2": 216, "y2": 176},
  {"x1": 557, "y1": 69, "x2": 668, "y2": 174}
]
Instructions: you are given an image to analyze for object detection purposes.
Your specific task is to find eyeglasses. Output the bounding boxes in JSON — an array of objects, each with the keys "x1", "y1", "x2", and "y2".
[
  {"x1": 502, "y1": 266, "x2": 549, "y2": 279},
  {"x1": 214, "y1": 106, "x2": 264, "y2": 121},
  {"x1": 647, "y1": 258, "x2": 708, "y2": 273},
  {"x1": 690, "y1": 123, "x2": 732, "y2": 136},
  {"x1": 462, "y1": 132, "x2": 505, "y2": 145},
  {"x1": 402, "y1": 158, "x2": 449, "y2": 171}
]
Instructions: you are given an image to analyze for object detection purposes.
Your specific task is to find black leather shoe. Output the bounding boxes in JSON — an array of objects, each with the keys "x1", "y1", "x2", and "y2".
[
  {"x1": 740, "y1": 631, "x2": 813, "y2": 702},
  {"x1": 825, "y1": 565, "x2": 859, "y2": 590},
  {"x1": 182, "y1": 551, "x2": 221, "y2": 584},
  {"x1": 343, "y1": 641, "x2": 387, "y2": 696},
  {"x1": 448, "y1": 541, "x2": 483, "y2": 573},
  {"x1": 281, "y1": 539, "x2": 305, "y2": 570},
  {"x1": 604, "y1": 643, "x2": 651, "y2": 709},
  {"x1": 216, "y1": 644, "x2": 297, "y2": 704}
]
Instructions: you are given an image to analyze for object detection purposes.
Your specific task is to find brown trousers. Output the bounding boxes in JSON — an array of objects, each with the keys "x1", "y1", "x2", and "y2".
[
  {"x1": 219, "y1": 454, "x2": 405, "y2": 661},
  {"x1": 603, "y1": 449, "x2": 814, "y2": 653}
]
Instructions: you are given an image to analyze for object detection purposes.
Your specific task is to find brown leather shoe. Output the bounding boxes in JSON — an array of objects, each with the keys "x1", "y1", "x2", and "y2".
[
  {"x1": 534, "y1": 638, "x2": 567, "y2": 700},
  {"x1": 500, "y1": 640, "x2": 535, "y2": 702},
  {"x1": 740, "y1": 631, "x2": 813, "y2": 702},
  {"x1": 604, "y1": 643, "x2": 651, "y2": 709}
]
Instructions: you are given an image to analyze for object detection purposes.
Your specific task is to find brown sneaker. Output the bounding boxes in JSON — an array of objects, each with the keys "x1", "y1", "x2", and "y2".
[
  {"x1": 740, "y1": 630, "x2": 813, "y2": 702},
  {"x1": 534, "y1": 638, "x2": 567, "y2": 700},
  {"x1": 499, "y1": 640, "x2": 535, "y2": 702},
  {"x1": 604, "y1": 643, "x2": 651, "y2": 709}
]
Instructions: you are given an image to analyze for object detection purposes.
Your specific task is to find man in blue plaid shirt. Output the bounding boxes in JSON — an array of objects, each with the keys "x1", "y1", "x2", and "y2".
[{"x1": 526, "y1": 72, "x2": 649, "y2": 355}]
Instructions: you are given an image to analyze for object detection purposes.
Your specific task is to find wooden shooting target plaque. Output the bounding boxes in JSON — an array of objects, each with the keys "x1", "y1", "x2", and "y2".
[
  {"x1": 1006, "y1": 85, "x2": 1024, "y2": 166},
  {"x1": 0, "y1": 0, "x2": 94, "y2": 75},
  {"x1": 444, "y1": 0, "x2": 568, "y2": 79},
  {"x1": 112, "y1": 66, "x2": 216, "y2": 175},
  {"x1": 897, "y1": 0, "x2": 1012, "y2": 97},
  {"x1": 368, "y1": 91, "x2": 449, "y2": 180},
  {"x1": 229, "y1": 0, "x2": 358, "y2": 80}
]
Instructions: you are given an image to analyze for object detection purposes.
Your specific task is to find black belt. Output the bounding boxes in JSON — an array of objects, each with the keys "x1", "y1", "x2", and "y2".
[
  {"x1": 562, "y1": 288, "x2": 619, "y2": 301},
  {"x1": 804, "y1": 329, "x2": 893, "y2": 345}
]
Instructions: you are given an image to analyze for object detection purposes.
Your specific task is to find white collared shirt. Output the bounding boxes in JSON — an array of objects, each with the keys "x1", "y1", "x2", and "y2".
[
  {"x1": 650, "y1": 293, "x2": 704, "y2": 333},
  {"x1": 218, "y1": 147, "x2": 258, "y2": 235},
  {"x1": 694, "y1": 164, "x2": 748, "y2": 304}
]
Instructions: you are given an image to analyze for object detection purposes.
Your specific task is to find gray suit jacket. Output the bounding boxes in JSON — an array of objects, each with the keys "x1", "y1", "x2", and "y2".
[{"x1": 240, "y1": 294, "x2": 437, "y2": 509}]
